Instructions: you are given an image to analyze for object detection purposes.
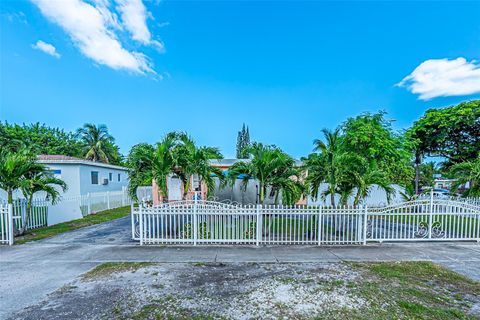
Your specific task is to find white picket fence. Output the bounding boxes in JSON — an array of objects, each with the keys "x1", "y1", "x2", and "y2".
[
  {"x1": 0, "y1": 190, "x2": 132, "y2": 245},
  {"x1": 131, "y1": 197, "x2": 480, "y2": 245},
  {"x1": 0, "y1": 203, "x2": 13, "y2": 245}
]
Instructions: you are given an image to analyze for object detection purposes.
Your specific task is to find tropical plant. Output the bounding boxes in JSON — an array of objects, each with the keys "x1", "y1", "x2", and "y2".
[
  {"x1": 126, "y1": 132, "x2": 224, "y2": 201},
  {"x1": 126, "y1": 143, "x2": 155, "y2": 200},
  {"x1": 0, "y1": 150, "x2": 43, "y2": 204},
  {"x1": 450, "y1": 157, "x2": 480, "y2": 197},
  {"x1": 228, "y1": 143, "x2": 302, "y2": 205},
  {"x1": 19, "y1": 169, "x2": 67, "y2": 235},
  {"x1": 76, "y1": 123, "x2": 116, "y2": 163},
  {"x1": 349, "y1": 161, "x2": 393, "y2": 205},
  {"x1": 304, "y1": 129, "x2": 358, "y2": 207},
  {"x1": 175, "y1": 134, "x2": 224, "y2": 199}
]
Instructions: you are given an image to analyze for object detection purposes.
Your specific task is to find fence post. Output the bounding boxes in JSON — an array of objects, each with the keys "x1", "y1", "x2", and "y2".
[
  {"x1": 256, "y1": 204, "x2": 261, "y2": 246},
  {"x1": 317, "y1": 206, "x2": 323, "y2": 246},
  {"x1": 193, "y1": 192, "x2": 198, "y2": 246},
  {"x1": 87, "y1": 193, "x2": 91, "y2": 214},
  {"x1": 363, "y1": 205, "x2": 368, "y2": 245},
  {"x1": 139, "y1": 203, "x2": 144, "y2": 245},
  {"x1": 8, "y1": 203, "x2": 14, "y2": 246},
  {"x1": 131, "y1": 202, "x2": 135, "y2": 240},
  {"x1": 107, "y1": 191, "x2": 111, "y2": 210},
  {"x1": 428, "y1": 189, "x2": 433, "y2": 239}
]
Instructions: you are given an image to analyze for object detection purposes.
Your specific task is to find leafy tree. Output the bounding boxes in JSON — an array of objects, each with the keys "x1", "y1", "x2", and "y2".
[
  {"x1": 341, "y1": 111, "x2": 413, "y2": 185},
  {"x1": 303, "y1": 129, "x2": 358, "y2": 206},
  {"x1": 19, "y1": 169, "x2": 67, "y2": 235},
  {"x1": 0, "y1": 122, "x2": 82, "y2": 156},
  {"x1": 236, "y1": 123, "x2": 251, "y2": 159},
  {"x1": 126, "y1": 143, "x2": 156, "y2": 199},
  {"x1": 228, "y1": 143, "x2": 302, "y2": 205},
  {"x1": 175, "y1": 134, "x2": 224, "y2": 199},
  {"x1": 450, "y1": 157, "x2": 480, "y2": 197},
  {"x1": 126, "y1": 132, "x2": 224, "y2": 201},
  {"x1": 407, "y1": 100, "x2": 480, "y2": 191},
  {"x1": 0, "y1": 150, "x2": 44, "y2": 204},
  {"x1": 76, "y1": 123, "x2": 119, "y2": 163}
]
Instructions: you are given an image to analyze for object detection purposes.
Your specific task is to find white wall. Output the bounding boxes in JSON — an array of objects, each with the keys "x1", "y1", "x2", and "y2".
[
  {"x1": 79, "y1": 164, "x2": 128, "y2": 195},
  {"x1": 307, "y1": 184, "x2": 405, "y2": 207}
]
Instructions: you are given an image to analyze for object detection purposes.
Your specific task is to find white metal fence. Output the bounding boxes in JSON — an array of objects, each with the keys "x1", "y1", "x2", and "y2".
[{"x1": 131, "y1": 197, "x2": 480, "y2": 245}]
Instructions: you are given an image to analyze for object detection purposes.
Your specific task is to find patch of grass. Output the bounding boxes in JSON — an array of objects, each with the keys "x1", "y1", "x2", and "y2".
[
  {"x1": 340, "y1": 261, "x2": 480, "y2": 320},
  {"x1": 82, "y1": 262, "x2": 153, "y2": 280},
  {"x1": 15, "y1": 206, "x2": 131, "y2": 244}
]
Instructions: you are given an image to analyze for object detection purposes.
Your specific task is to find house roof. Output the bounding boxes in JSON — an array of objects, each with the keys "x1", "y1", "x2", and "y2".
[{"x1": 37, "y1": 155, "x2": 128, "y2": 171}]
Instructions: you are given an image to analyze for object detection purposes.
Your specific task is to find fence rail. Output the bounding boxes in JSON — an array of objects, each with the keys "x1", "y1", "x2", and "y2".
[{"x1": 132, "y1": 197, "x2": 480, "y2": 246}]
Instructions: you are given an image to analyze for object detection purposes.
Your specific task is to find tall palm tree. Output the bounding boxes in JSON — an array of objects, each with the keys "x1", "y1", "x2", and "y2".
[
  {"x1": 176, "y1": 134, "x2": 224, "y2": 199},
  {"x1": 450, "y1": 157, "x2": 480, "y2": 197},
  {"x1": 19, "y1": 169, "x2": 67, "y2": 235},
  {"x1": 228, "y1": 143, "x2": 301, "y2": 205},
  {"x1": 0, "y1": 150, "x2": 43, "y2": 204},
  {"x1": 76, "y1": 124, "x2": 114, "y2": 163},
  {"x1": 305, "y1": 129, "x2": 356, "y2": 207}
]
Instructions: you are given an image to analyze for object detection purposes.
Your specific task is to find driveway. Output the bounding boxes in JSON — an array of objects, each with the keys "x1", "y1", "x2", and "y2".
[{"x1": 1, "y1": 215, "x2": 479, "y2": 318}]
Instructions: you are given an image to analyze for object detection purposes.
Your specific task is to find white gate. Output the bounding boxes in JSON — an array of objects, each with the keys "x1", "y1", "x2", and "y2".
[
  {"x1": 132, "y1": 198, "x2": 480, "y2": 245},
  {"x1": 0, "y1": 203, "x2": 13, "y2": 245}
]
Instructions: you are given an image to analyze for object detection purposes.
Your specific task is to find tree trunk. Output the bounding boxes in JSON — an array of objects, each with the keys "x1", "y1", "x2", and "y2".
[
  {"x1": 18, "y1": 195, "x2": 33, "y2": 236},
  {"x1": 259, "y1": 183, "x2": 265, "y2": 205},
  {"x1": 415, "y1": 152, "x2": 421, "y2": 195},
  {"x1": 330, "y1": 190, "x2": 336, "y2": 207}
]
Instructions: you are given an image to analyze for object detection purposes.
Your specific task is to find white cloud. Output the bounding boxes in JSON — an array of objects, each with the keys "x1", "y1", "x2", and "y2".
[
  {"x1": 32, "y1": 40, "x2": 61, "y2": 58},
  {"x1": 31, "y1": 0, "x2": 154, "y2": 74},
  {"x1": 115, "y1": 0, "x2": 164, "y2": 51},
  {"x1": 397, "y1": 57, "x2": 480, "y2": 100}
]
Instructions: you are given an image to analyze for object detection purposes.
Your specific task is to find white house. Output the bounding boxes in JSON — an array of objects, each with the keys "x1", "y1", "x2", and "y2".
[{"x1": 36, "y1": 155, "x2": 129, "y2": 197}]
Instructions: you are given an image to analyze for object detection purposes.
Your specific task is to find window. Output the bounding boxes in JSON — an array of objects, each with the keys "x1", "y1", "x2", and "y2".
[
  {"x1": 109, "y1": 173, "x2": 113, "y2": 181},
  {"x1": 91, "y1": 171, "x2": 99, "y2": 184},
  {"x1": 118, "y1": 173, "x2": 121, "y2": 182}
]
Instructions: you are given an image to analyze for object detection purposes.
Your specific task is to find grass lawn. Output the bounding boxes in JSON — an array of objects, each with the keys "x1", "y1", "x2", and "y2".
[{"x1": 14, "y1": 206, "x2": 130, "y2": 244}]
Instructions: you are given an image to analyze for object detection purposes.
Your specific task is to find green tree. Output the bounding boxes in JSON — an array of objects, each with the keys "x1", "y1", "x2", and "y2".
[
  {"x1": 303, "y1": 129, "x2": 358, "y2": 207},
  {"x1": 0, "y1": 122, "x2": 82, "y2": 156},
  {"x1": 341, "y1": 111, "x2": 413, "y2": 185},
  {"x1": 19, "y1": 169, "x2": 67, "y2": 235},
  {"x1": 175, "y1": 134, "x2": 224, "y2": 199},
  {"x1": 228, "y1": 143, "x2": 302, "y2": 204},
  {"x1": 450, "y1": 157, "x2": 480, "y2": 197},
  {"x1": 0, "y1": 150, "x2": 44, "y2": 204},
  {"x1": 126, "y1": 143, "x2": 155, "y2": 199},
  {"x1": 407, "y1": 100, "x2": 480, "y2": 192},
  {"x1": 76, "y1": 123, "x2": 119, "y2": 163},
  {"x1": 126, "y1": 132, "x2": 224, "y2": 201},
  {"x1": 236, "y1": 123, "x2": 251, "y2": 159}
]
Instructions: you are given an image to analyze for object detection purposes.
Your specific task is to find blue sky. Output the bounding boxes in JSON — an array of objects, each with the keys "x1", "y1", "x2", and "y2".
[{"x1": 1, "y1": 0, "x2": 479, "y2": 158}]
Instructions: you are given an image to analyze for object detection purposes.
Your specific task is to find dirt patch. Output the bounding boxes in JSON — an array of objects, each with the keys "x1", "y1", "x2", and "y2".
[{"x1": 10, "y1": 262, "x2": 480, "y2": 320}]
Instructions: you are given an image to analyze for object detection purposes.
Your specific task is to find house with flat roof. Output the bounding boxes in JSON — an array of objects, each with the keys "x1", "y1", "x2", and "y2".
[{"x1": 36, "y1": 155, "x2": 129, "y2": 198}]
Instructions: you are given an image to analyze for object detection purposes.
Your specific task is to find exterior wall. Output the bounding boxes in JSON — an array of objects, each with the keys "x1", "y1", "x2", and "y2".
[
  {"x1": 45, "y1": 164, "x2": 81, "y2": 198},
  {"x1": 307, "y1": 184, "x2": 405, "y2": 207},
  {"x1": 79, "y1": 164, "x2": 128, "y2": 195}
]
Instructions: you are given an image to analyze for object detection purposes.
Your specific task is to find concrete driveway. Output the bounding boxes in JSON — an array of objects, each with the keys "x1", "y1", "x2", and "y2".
[{"x1": 1, "y1": 215, "x2": 479, "y2": 319}]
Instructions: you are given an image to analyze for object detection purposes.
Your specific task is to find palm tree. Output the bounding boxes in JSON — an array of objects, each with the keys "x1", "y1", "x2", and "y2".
[
  {"x1": 151, "y1": 132, "x2": 180, "y2": 202},
  {"x1": 126, "y1": 143, "x2": 155, "y2": 200},
  {"x1": 176, "y1": 134, "x2": 224, "y2": 199},
  {"x1": 228, "y1": 143, "x2": 302, "y2": 205},
  {"x1": 19, "y1": 169, "x2": 67, "y2": 235},
  {"x1": 450, "y1": 157, "x2": 480, "y2": 197},
  {"x1": 350, "y1": 161, "x2": 393, "y2": 205},
  {"x1": 77, "y1": 124, "x2": 114, "y2": 163},
  {"x1": 305, "y1": 129, "x2": 356, "y2": 207},
  {"x1": 0, "y1": 150, "x2": 43, "y2": 204}
]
